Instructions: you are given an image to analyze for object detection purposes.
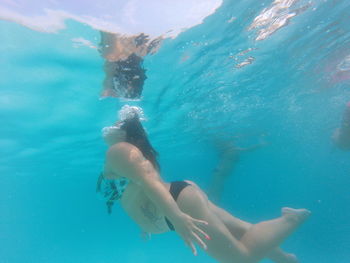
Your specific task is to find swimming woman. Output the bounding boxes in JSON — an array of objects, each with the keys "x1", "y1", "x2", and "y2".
[
  {"x1": 208, "y1": 136, "x2": 266, "y2": 203},
  {"x1": 333, "y1": 101, "x2": 350, "y2": 150},
  {"x1": 98, "y1": 105, "x2": 310, "y2": 263}
]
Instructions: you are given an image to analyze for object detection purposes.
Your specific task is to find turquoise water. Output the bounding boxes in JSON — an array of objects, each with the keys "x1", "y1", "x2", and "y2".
[{"x1": 1, "y1": 0, "x2": 350, "y2": 262}]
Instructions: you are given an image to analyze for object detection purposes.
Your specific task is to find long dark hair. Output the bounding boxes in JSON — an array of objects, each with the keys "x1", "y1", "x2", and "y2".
[{"x1": 120, "y1": 116, "x2": 160, "y2": 171}]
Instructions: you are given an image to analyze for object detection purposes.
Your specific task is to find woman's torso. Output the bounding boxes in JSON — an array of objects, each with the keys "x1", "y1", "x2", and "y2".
[
  {"x1": 119, "y1": 179, "x2": 171, "y2": 234},
  {"x1": 102, "y1": 143, "x2": 173, "y2": 234}
]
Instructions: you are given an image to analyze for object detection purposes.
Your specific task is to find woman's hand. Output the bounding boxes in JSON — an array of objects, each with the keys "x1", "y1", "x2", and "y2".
[{"x1": 172, "y1": 213, "x2": 211, "y2": 256}]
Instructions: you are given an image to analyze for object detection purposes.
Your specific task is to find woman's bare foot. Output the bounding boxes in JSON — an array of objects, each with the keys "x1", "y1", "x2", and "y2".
[
  {"x1": 282, "y1": 207, "x2": 311, "y2": 224},
  {"x1": 269, "y1": 249, "x2": 299, "y2": 263},
  {"x1": 283, "y1": 253, "x2": 298, "y2": 263}
]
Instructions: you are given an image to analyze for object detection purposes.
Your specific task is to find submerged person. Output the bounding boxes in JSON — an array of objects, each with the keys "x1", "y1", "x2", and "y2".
[
  {"x1": 97, "y1": 105, "x2": 310, "y2": 263},
  {"x1": 99, "y1": 32, "x2": 161, "y2": 99},
  {"x1": 208, "y1": 137, "x2": 266, "y2": 203},
  {"x1": 332, "y1": 101, "x2": 350, "y2": 150}
]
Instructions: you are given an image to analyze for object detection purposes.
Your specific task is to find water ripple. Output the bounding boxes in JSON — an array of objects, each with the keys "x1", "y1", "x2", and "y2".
[{"x1": 249, "y1": 0, "x2": 312, "y2": 41}]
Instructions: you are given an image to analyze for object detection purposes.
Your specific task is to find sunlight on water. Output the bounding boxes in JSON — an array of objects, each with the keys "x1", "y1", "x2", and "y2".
[
  {"x1": 0, "y1": 0, "x2": 222, "y2": 38},
  {"x1": 249, "y1": 0, "x2": 311, "y2": 41}
]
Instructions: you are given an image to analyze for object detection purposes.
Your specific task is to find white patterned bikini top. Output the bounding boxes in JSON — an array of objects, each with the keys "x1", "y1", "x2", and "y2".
[{"x1": 96, "y1": 173, "x2": 130, "y2": 214}]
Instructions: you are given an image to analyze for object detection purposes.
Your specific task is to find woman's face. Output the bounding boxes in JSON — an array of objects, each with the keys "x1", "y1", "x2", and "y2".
[{"x1": 102, "y1": 122, "x2": 127, "y2": 145}]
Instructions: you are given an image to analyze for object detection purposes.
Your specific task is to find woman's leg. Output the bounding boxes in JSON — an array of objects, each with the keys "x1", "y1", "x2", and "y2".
[
  {"x1": 239, "y1": 207, "x2": 310, "y2": 262},
  {"x1": 209, "y1": 202, "x2": 298, "y2": 263},
  {"x1": 176, "y1": 184, "x2": 310, "y2": 263},
  {"x1": 177, "y1": 187, "x2": 251, "y2": 262}
]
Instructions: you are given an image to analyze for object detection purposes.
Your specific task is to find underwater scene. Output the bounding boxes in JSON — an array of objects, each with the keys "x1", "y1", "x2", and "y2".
[{"x1": 1, "y1": 0, "x2": 350, "y2": 262}]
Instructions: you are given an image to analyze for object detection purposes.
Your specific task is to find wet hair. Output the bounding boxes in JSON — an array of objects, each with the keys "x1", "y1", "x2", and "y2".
[{"x1": 120, "y1": 116, "x2": 160, "y2": 171}]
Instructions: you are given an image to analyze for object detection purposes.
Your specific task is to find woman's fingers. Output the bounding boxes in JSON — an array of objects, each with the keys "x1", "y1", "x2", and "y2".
[
  {"x1": 186, "y1": 240, "x2": 197, "y2": 256},
  {"x1": 192, "y1": 217, "x2": 211, "y2": 241},
  {"x1": 193, "y1": 225, "x2": 211, "y2": 241},
  {"x1": 194, "y1": 218, "x2": 209, "y2": 226},
  {"x1": 191, "y1": 231, "x2": 207, "y2": 251},
  {"x1": 178, "y1": 215, "x2": 211, "y2": 255}
]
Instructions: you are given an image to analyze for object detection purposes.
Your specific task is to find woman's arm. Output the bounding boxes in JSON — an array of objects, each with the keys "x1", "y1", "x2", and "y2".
[{"x1": 105, "y1": 142, "x2": 209, "y2": 255}]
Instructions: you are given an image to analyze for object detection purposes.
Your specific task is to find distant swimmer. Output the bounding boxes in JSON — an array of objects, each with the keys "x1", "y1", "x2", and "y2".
[
  {"x1": 208, "y1": 135, "x2": 266, "y2": 203},
  {"x1": 99, "y1": 32, "x2": 161, "y2": 99},
  {"x1": 332, "y1": 101, "x2": 350, "y2": 150},
  {"x1": 97, "y1": 105, "x2": 310, "y2": 263}
]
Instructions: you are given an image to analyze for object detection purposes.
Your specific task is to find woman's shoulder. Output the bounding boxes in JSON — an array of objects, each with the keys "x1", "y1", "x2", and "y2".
[
  {"x1": 107, "y1": 142, "x2": 144, "y2": 162},
  {"x1": 109, "y1": 142, "x2": 139, "y2": 152},
  {"x1": 106, "y1": 142, "x2": 155, "y2": 182}
]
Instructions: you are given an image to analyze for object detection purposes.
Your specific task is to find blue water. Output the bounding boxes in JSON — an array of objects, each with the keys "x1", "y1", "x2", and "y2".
[{"x1": 1, "y1": 0, "x2": 350, "y2": 262}]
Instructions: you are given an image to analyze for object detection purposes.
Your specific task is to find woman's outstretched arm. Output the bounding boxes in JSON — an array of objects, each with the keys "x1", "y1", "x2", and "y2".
[{"x1": 105, "y1": 142, "x2": 210, "y2": 255}]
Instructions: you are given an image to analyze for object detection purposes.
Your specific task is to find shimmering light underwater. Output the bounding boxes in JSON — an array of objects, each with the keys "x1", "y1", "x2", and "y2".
[{"x1": 1, "y1": 0, "x2": 350, "y2": 263}]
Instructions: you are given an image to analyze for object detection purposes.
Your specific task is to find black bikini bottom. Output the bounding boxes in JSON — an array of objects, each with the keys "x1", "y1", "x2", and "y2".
[{"x1": 165, "y1": 181, "x2": 191, "y2": 231}]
